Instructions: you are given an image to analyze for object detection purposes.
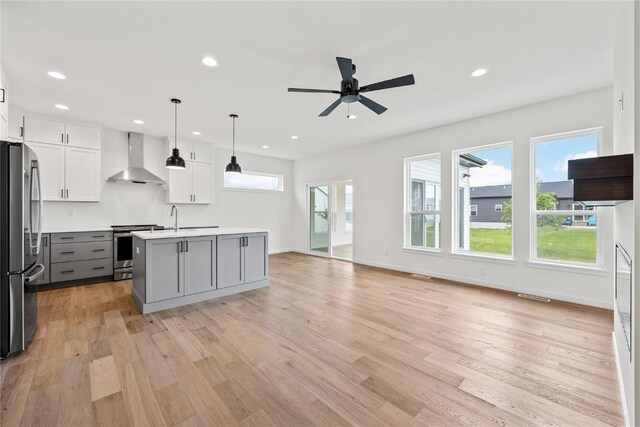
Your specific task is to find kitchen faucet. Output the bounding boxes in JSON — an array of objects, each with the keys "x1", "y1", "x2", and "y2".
[{"x1": 170, "y1": 205, "x2": 179, "y2": 232}]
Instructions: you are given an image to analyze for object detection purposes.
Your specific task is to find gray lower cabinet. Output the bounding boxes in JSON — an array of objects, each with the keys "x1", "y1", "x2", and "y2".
[
  {"x1": 146, "y1": 237, "x2": 183, "y2": 303},
  {"x1": 49, "y1": 231, "x2": 113, "y2": 284},
  {"x1": 217, "y1": 232, "x2": 268, "y2": 289},
  {"x1": 184, "y1": 236, "x2": 216, "y2": 295},
  {"x1": 146, "y1": 236, "x2": 217, "y2": 303}
]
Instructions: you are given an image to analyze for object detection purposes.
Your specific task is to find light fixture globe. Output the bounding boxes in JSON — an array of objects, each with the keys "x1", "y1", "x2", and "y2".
[
  {"x1": 166, "y1": 148, "x2": 186, "y2": 169},
  {"x1": 225, "y1": 114, "x2": 242, "y2": 174},
  {"x1": 166, "y1": 98, "x2": 185, "y2": 170},
  {"x1": 225, "y1": 156, "x2": 241, "y2": 173}
]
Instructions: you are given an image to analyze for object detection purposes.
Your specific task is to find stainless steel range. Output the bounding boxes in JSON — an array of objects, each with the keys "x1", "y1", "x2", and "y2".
[{"x1": 112, "y1": 225, "x2": 164, "y2": 280}]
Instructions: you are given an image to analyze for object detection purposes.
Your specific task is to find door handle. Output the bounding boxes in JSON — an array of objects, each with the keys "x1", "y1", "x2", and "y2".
[
  {"x1": 66, "y1": 134, "x2": 69, "y2": 144},
  {"x1": 61, "y1": 189, "x2": 64, "y2": 199},
  {"x1": 0, "y1": 88, "x2": 5, "y2": 103},
  {"x1": 185, "y1": 241, "x2": 189, "y2": 252},
  {"x1": 60, "y1": 236, "x2": 74, "y2": 240},
  {"x1": 65, "y1": 189, "x2": 69, "y2": 199},
  {"x1": 60, "y1": 251, "x2": 75, "y2": 255},
  {"x1": 178, "y1": 241, "x2": 183, "y2": 252},
  {"x1": 93, "y1": 266, "x2": 105, "y2": 270},
  {"x1": 92, "y1": 249, "x2": 105, "y2": 252},
  {"x1": 24, "y1": 264, "x2": 44, "y2": 283},
  {"x1": 61, "y1": 270, "x2": 75, "y2": 274},
  {"x1": 61, "y1": 133, "x2": 64, "y2": 143}
]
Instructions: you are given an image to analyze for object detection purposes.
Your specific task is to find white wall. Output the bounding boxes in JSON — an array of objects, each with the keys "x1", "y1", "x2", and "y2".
[
  {"x1": 293, "y1": 87, "x2": 614, "y2": 308},
  {"x1": 39, "y1": 128, "x2": 295, "y2": 254},
  {"x1": 612, "y1": 3, "x2": 636, "y2": 425}
]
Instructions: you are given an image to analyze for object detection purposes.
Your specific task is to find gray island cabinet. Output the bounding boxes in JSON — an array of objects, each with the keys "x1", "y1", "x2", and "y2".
[{"x1": 131, "y1": 228, "x2": 268, "y2": 314}]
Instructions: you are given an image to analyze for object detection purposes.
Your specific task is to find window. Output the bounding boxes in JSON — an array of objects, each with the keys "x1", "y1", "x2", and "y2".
[
  {"x1": 405, "y1": 154, "x2": 441, "y2": 249},
  {"x1": 454, "y1": 143, "x2": 513, "y2": 257},
  {"x1": 345, "y1": 184, "x2": 353, "y2": 232},
  {"x1": 531, "y1": 128, "x2": 601, "y2": 266},
  {"x1": 223, "y1": 171, "x2": 284, "y2": 192}
]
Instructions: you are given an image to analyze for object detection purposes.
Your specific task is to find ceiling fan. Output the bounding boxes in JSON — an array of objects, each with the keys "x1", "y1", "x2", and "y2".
[{"x1": 288, "y1": 56, "x2": 415, "y2": 117}]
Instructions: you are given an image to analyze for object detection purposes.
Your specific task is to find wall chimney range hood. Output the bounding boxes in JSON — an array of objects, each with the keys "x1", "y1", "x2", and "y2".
[
  {"x1": 567, "y1": 153, "x2": 633, "y2": 207},
  {"x1": 107, "y1": 133, "x2": 166, "y2": 185}
]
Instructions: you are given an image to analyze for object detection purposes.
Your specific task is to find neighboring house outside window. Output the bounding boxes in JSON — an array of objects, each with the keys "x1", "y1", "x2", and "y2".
[
  {"x1": 405, "y1": 154, "x2": 441, "y2": 250},
  {"x1": 470, "y1": 205, "x2": 478, "y2": 216}
]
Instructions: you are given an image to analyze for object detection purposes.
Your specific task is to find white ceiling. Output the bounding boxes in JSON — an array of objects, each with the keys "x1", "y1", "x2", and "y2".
[{"x1": 2, "y1": 1, "x2": 614, "y2": 160}]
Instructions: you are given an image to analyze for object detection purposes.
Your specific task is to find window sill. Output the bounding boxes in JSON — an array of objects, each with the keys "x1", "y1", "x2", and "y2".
[
  {"x1": 450, "y1": 251, "x2": 515, "y2": 265},
  {"x1": 526, "y1": 260, "x2": 609, "y2": 276},
  {"x1": 402, "y1": 247, "x2": 443, "y2": 256}
]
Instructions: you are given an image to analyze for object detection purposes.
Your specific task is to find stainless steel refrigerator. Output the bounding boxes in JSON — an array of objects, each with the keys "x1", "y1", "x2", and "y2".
[{"x1": 0, "y1": 141, "x2": 44, "y2": 359}]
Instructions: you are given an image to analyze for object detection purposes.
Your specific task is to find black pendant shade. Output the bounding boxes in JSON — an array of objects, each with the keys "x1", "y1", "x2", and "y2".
[
  {"x1": 166, "y1": 98, "x2": 186, "y2": 170},
  {"x1": 225, "y1": 114, "x2": 242, "y2": 174}
]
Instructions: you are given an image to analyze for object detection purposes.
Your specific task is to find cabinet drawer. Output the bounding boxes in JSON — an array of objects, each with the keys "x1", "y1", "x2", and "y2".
[
  {"x1": 51, "y1": 240, "x2": 113, "y2": 263},
  {"x1": 51, "y1": 231, "x2": 112, "y2": 244},
  {"x1": 50, "y1": 258, "x2": 113, "y2": 283}
]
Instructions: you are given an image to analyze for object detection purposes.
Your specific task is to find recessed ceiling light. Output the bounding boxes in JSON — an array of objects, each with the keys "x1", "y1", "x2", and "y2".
[
  {"x1": 202, "y1": 56, "x2": 218, "y2": 67},
  {"x1": 262, "y1": 145, "x2": 269, "y2": 149},
  {"x1": 54, "y1": 104, "x2": 69, "y2": 110},
  {"x1": 347, "y1": 114, "x2": 357, "y2": 120},
  {"x1": 133, "y1": 119, "x2": 144, "y2": 124},
  {"x1": 192, "y1": 131, "x2": 201, "y2": 136},
  {"x1": 290, "y1": 135, "x2": 299, "y2": 140},
  {"x1": 48, "y1": 71, "x2": 66, "y2": 80},
  {"x1": 470, "y1": 68, "x2": 488, "y2": 77}
]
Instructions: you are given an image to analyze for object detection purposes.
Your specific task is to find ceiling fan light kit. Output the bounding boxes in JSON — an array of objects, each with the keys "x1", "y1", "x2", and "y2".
[
  {"x1": 225, "y1": 114, "x2": 242, "y2": 174},
  {"x1": 288, "y1": 56, "x2": 415, "y2": 117},
  {"x1": 166, "y1": 98, "x2": 186, "y2": 170}
]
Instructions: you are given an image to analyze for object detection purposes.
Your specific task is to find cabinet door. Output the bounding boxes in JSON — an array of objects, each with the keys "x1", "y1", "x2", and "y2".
[
  {"x1": 65, "y1": 147, "x2": 100, "y2": 201},
  {"x1": 191, "y1": 163, "x2": 212, "y2": 204},
  {"x1": 7, "y1": 108, "x2": 24, "y2": 141},
  {"x1": 184, "y1": 236, "x2": 216, "y2": 295},
  {"x1": 244, "y1": 233, "x2": 268, "y2": 283},
  {"x1": 168, "y1": 161, "x2": 193, "y2": 203},
  {"x1": 0, "y1": 113, "x2": 7, "y2": 141},
  {"x1": 217, "y1": 234, "x2": 244, "y2": 288},
  {"x1": 147, "y1": 238, "x2": 184, "y2": 302},
  {"x1": 24, "y1": 117, "x2": 65, "y2": 145},
  {"x1": 27, "y1": 142, "x2": 65, "y2": 201},
  {"x1": 65, "y1": 124, "x2": 100, "y2": 149},
  {"x1": 191, "y1": 142, "x2": 212, "y2": 164}
]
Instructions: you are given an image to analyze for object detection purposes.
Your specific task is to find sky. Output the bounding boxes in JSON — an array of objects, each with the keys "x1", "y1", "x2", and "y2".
[{"x1": 467, "y1": 133, "x2": 598, "y2": 187}]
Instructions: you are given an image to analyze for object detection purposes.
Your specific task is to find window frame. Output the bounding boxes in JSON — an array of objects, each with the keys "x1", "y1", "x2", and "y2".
[
  {"x1": 529, "y1": 127, "x2": 604, "y2": 268},
  {"x1": 404, "y1": 153, "x2": 442, "y2": 251},
  {"x1": 222, "y1": 170, "x2": 285, "y2": 192},
  {"x1": 452, "y1": 141, "x2": 514, "y2": 260},
  {"x1": 494, "y1": 204, "x2": 503, "y2": 213},
  {"x1": 470, "y1": 205, "x2": 478, "y2": 216}
]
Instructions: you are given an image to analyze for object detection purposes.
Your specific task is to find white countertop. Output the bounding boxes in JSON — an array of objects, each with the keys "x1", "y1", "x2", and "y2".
[
  {"x1": 131, "y1": 227, "x2": 269, "y2": 240},
  {"x1": 43, "y1": 227, "x2": 113, "y2": 234}
]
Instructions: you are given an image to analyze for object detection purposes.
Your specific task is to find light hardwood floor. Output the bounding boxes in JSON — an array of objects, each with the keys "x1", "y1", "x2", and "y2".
[{"x1": 1, "y1": 252, "x2": 623, "y2": 426}]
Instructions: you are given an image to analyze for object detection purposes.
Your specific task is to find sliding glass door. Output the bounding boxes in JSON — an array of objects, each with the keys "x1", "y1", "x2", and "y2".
[
  {"x1": 309, "y1": 185, "x2": 331, "y2": 255},
  {"x1": 308, "y1": 181, "x2": 353, "y2": 260}
]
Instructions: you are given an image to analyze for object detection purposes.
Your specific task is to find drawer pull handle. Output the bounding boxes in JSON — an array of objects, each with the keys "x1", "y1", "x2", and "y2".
[
  {"x1": 61, "y1": 270, "x2": 74, "y2": 274},
  {"x1": 60, "y1": 251, "x2": 75, "y2": 255},
  {"x1": 92, "y1": 235, "x2": 105, "y2": 238},
  {"x1": 92, "y1": 266, "x2": 105, "y2": 270},
  {"x1": 60, "y1": 237, "x2": 74, "y2": 240},
  {"x1": 92, "y1": 249, "x2": 105, "y2": 252}
]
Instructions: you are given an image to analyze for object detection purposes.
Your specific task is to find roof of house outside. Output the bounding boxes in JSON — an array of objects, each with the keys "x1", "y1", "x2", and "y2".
[
  {"x1": 469, "y1": 181, "x2": 574, "y2": 199},
  {"x1": 459, "y1": 153, "x2": 487, "y2": 168}
]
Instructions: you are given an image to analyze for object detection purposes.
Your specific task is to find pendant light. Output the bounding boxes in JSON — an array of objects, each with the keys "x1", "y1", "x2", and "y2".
[
  {"x1": 165, "y1": 98, "x2": 186, "y2": 169},
  {"x1": 225, "y1": 114, "x2": 242, "y2": 174}
]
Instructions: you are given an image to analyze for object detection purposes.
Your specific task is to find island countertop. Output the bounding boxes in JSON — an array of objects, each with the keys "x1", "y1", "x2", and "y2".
[{"x1": 131, "y1": 227, "x2": 269, "y2": 240}]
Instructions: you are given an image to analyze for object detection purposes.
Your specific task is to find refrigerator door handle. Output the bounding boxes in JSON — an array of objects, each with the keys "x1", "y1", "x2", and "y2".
[
  {"x1": 8, "y1": 281, "x2": 14, "y2": 352},
  {"x1": 30, "y1": 161, "x2": 43, "y2": 255},
  {"x1": 24, "y1": 264, "x2": 44, "y2": 283}
]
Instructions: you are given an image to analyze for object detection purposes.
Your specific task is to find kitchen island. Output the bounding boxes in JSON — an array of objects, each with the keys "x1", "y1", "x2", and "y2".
[{"x1": 131, "y1": 227, "x2": 268, "y2": 313}]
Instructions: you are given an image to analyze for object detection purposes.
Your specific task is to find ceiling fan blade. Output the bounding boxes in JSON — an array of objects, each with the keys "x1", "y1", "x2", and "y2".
[
  {"x1": 358, "y1": 95, "x2": 387, "y2": 115},
  {"x1": 319, "y1": 98, "x2": 343, "y2": 117},
  {"x1": 359, "y1": 74, "x2": 415, "y2": 93},
  {"x1": 288, "y1": 88, "x2": 340, "y2": 94},
  {"x1": 336, "y1": 57, "x2": 353, "y2": 84}
]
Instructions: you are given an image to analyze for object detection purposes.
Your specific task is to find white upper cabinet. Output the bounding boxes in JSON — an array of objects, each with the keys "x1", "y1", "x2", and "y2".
[
  {"x1": 24, "y1": 117, "x2": 65, "y2": 145},
  {"x1": 168, "y1": 162, "x2": 193, "y2": 204},
  {"x1": 192, "y1": 162, "x2": 212, "y2": 204},
  {"x1": 166, "y1": 138, "x2": 213, "y2": 204},
  {"x1": 170, "y1": 138, "x2": 212, "y2": 164},
  {"x1": 23, "y1": 115, "x2": 101, "y2": 202},
  {"x1": 7, "y1": 107, "x2": 24, "y2": 141},
  {"x1": 0, "y1": 76, "x2": 8, "y2": 140},
  {"x1": 65, "y1": 124, "x2": 100, "y2": 149},
  {"x1": 64, "y1": 147, "x2": 101, "y2": 201},
  {"x1": 27, "y1": 142, "x2": 65, "y2": 201}
]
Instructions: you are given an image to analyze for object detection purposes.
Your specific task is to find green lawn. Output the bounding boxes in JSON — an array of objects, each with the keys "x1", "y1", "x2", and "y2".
[{"x1": 470, "y1": 227, "x2": 597, "y2": 263}]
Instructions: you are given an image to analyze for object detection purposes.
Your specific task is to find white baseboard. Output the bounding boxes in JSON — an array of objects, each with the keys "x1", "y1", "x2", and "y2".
[
  {"x1": 351, "y1": 257, "x2": 613, "y2": 309},
  {"x1": 612, "y1": 331, "x2": 631, "y2": 427}
]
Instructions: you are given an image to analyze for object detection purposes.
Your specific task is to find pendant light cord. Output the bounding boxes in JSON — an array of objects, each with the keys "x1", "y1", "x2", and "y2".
[
  {"x1": 232, "y1": 115, "x2": 236, "y2": 156},
  {"x1": 174, "y1": 102, "x2": 178, "y2": 149}
]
